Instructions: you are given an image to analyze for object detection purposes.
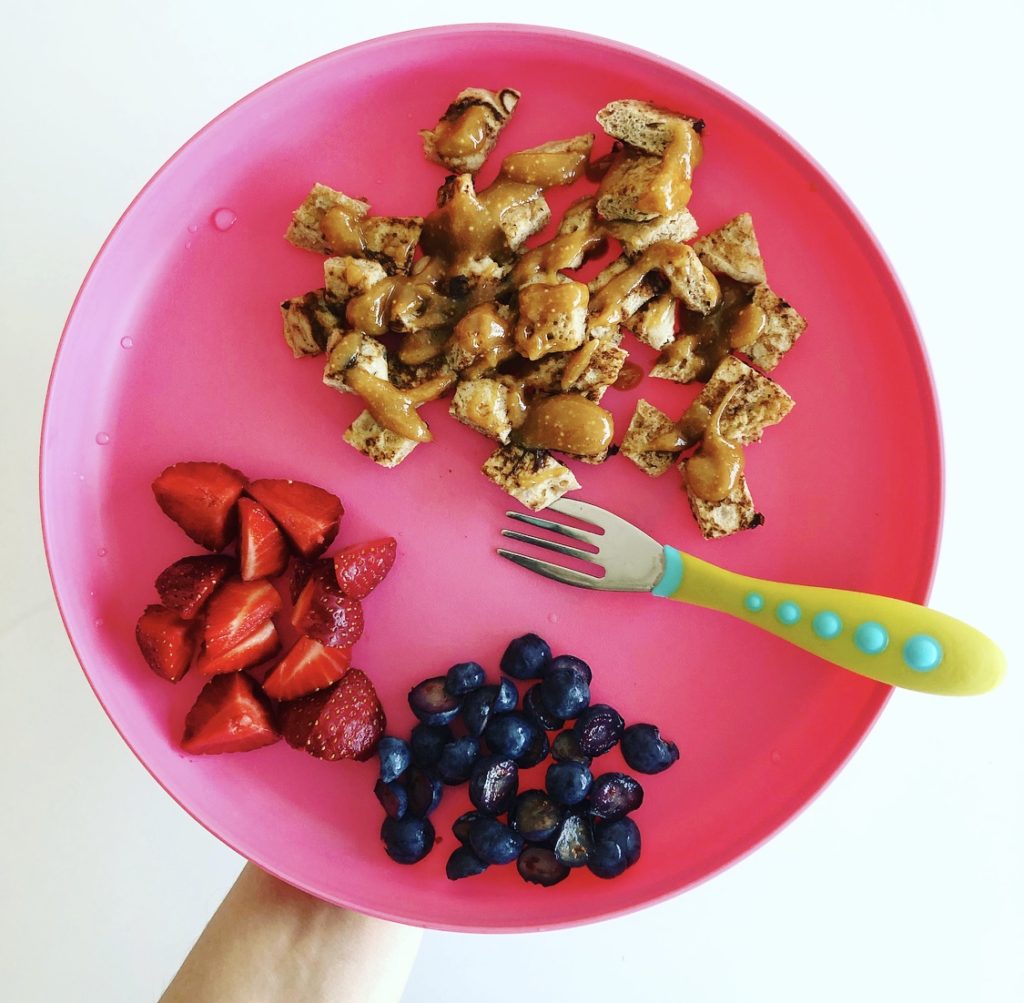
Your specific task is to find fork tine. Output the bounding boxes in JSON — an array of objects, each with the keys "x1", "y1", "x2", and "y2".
[
  {"x1": 496, "y1": 550, "x2": 604, "y2": 590},
  {"x1": 505, "y1": 509, "x2": 602, "y2": 545},
  {"x1": 500, "y1": 529, "x2": 600, "y2": 564}
]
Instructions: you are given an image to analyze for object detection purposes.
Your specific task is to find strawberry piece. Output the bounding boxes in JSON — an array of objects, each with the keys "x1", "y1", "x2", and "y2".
[
  {"x1": 262, "y1": 636, "x2": 352, "y2": 701},
  {"x1": 246, "y1": 478, "x2": 343, "y2": 559},
  {"x1": 202, "y1": 577, "x2": 282, "y2": 658},
  {"x1": 196, "y1": 619, "x2": 281, "y2": 676},
  {"x1": 295, "y1": 571, "x2": 364, "y2": 649},
  {"x1": 278, "y1": 669, "x2": 384, "y2": 761},
  {"x1": 135, "y1": 604, "x2": 197, "y2": 682},
  {"x1": 238, "y1": 498, "x2": 289, "y2": 582},
  {"x1": 155, "y1": 555, "x2": 236, "y2": 619},
  {"x1": 181, "y1": 673, "x2": 279, "y2": 755},
  {"x1": 289, "y1": 557, "x2": 318, "y2": 604},
  {"x1": 289, "y1": 559, "x2": 333, "y2": 628},
  {"x1": 152, "y1": 461, "x2": 247, "y2": 551},
  {"x1": 333, "y1": 537, "x2": 397, "y2": 599}
]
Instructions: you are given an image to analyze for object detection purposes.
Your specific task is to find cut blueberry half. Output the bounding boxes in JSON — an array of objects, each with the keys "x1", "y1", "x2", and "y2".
[{"x1": 408, "y1": 676, "x2": 462, "y2": 726}]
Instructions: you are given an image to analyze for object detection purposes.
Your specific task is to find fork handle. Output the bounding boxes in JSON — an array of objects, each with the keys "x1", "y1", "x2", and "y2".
[{"x1": 652, "y1": 546, "x2": 1005, "y2": 696}]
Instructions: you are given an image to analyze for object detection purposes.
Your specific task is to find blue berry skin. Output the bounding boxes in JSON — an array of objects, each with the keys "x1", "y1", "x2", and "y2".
[
  {"x1": 461, "y1": 685, "x2": 498, "y2": 738},
  {"x1": 446, "y1": 846, "x2": 489, "y2": 880},
  {"x1": 540, "y1": 663, "x2": 590, "y2": 720},
  {"x1": 500, "y1": 633, "x2": 552, "y2": 680},
  {"x1": 597, "y1": 817, "x2": 641, "y2": 866},
  {"x1": 445, "y1": 661, "x2": 486, "y2": 697},
  {"x1": 546, "y1": 760, "x2": 593, "y2": 806},
  {"x1": 516, "y1": 728, "x2": 550, "y2": 769},
  {"x1": 524, "y1": 683, "x2": 564, "y2": 731},
  {"x1": 377, "y1": 736, "x2": 411, "y2": 784},
  {"x1": 494, "y1": 676, "x2": 519, "y2": 713},
  {"x1": 468, "y1": 817, "x2": 525, "y2": 865},
  {"x1": 408, "y1": 676, "x2": 461, "y2": 726},
  {"x1": 553, "y1": 811, "x2": 594, "y2": 868},
  {"x1": 510, "y1": 790, "x2": 564, "y2": 844},
  {"x1": 452, "y1": 810, "x2": 487, "y2": 845},
  {"x1": 587, "y1": 838, "x2": 627, "y2": 879},
  {"x1": 484, "y1": 712, "x2": 540, "y2": 761},
  {"x1": 469, "y1": 755, "x2": 519, "y2": 815},
  {"x1": 573, "y1": 704, "x2": 624, "y2": 757},
  {"x1": 405, "y1": 767, "x2": 444, "y2": 818},
  {"x1": 551, "y1": 730, "x2": 590, "y2": 766},
  {"x1": 374, "y1": 778, "x2": 408, "y2": 820},
  {"x1": 548, "y1": 654, "x2": 592, "y2": 684},
  {"x1": 517, "y1": 846, "x2": 570, "y2": 886},
  {"x1": 589, "y1": 773, "x2": 644, "y2": 820},
  {"x1": 437, "y1": 736, "x2": 481, "y2": 785},
  {"x1": 381, "y1": 815, "x2": 435, "y2": 864},
  {"x1": 621, "y1": 723, "x2": 680, "y2": 774},
  {"x1": 410, "y1": 723, "x2": 452, "y2": 770}
]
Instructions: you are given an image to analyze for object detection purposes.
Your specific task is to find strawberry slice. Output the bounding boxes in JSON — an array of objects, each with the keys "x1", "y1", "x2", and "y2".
[
  {"x1": 333, "y1": 537, "x2": 397, "y2": 599},
  {"x1": 202, "y1": 577, "x2": 282, "y2": 658},
  {"x1": 181, "y1": 673, "x2": 279, "y2": 755},
  {"x1": 238, "y1": 498, "x2": 289, "y2": 582},
  {"x1": 246, "y1": 478, "x2": 343, "y2": 559},
  {"x1": 294, "y1": 569, "x2": 364, "y2": 649},
  {"x1": 135, "y1": 604, "x2": 197, "y2": 682},
  {"x1": 278, "y1": 668, "x2": 384, "y2": 761},
  {"x1": 289, "y1": 559, "x2": 333, "y2": 627},
  {"x1": 196, "y1": 619, "x2": 281, "y2": 676},
  {"x1": 155, "y1": 555, "x2": 236, "y2": 619},
  {"x1": 262, "y1": 636, "x2": 352, "y2": 701},
  {"x1": 152, "y1": 461, "x2": 247, "y2": 551}
]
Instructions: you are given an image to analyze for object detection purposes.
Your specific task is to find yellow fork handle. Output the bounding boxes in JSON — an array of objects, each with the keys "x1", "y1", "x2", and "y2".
[{"x1": 652, "y1": 546, "x2": 1005, "y2": 696}]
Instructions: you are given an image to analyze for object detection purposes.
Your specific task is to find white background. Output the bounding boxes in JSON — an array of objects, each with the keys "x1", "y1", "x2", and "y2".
[{"x1": 2, "y1": 2, "x2": 1022, "y2": 1000}]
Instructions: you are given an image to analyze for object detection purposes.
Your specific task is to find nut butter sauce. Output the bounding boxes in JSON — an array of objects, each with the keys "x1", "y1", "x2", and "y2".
[{"x1": 683, "y1": 385, "x2": 744, "y2": 501}]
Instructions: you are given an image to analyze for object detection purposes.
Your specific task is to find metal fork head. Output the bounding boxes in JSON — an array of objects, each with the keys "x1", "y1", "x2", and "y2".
[{"x1": 497, "y1": 498, "x2": 665, "y2": 592}]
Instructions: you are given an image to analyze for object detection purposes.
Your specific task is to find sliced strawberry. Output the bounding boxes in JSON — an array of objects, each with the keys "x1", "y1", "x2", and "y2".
[
  {"x1": 333, "y1": 537, "x2": 397, "y2": 599},
  {"x1": 289, "y1": 559, "x2": 333, "y2": 628},
  {"x1": 278, "y1": 669, "x2": 384, "y2": 761},
  {"x1": 152, "y1": 461, "x2": 247, "y2": 551},
  {"x1": 135, "y1": 604, "x2": 197, "y2": 682},
  {"x1": 181, "y1": 673, "x2": 279, "y2": 755},
  {"x1": 238, "y1": 498, "x2": 289, "y2": 582},
  {"x1": 289, "y1": 557, "x2": 317, "y2": 604},
  {"x1": 262, "y1": 636, "x2": 352, "y2": 701},
  {"x1": 155, "y1": 555, "x2": 236, "y2": 619},
  {"x1": 246, "y1": 478, "x2": 343, "y2": 559},
  {"x1": 296, "y1": 571, "x2": 364, "y2": 649},
  {"x1": 202, "y1": 577, "x2": 282, "y2": 658},
  {"x1": 196, "y1": 619, "x2": 281, "y2": 676}
]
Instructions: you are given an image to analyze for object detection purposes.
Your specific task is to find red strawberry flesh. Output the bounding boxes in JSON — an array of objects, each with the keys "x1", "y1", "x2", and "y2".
[
  {"x1": 152, "y1": 461, "x2": 247, "y2": 551},
  {"x1": 238, "y1": 498, "x2": 289, "y2": 582},
  {"x1": 246, "y1": 478, "x2": 343, "y2": 559},
  {"x1": 203, "y1": 577, "x2": 282, "y2": 657},
  {"x1": 181, "y1": 673, "x2": 279, "y2": 755},
  {"x1": 262, "y1": 635, "x2": 352, "y2": 701},
  {"x1": 298, "y1": 577, "x2": 364, "y2": 649},
  {"x1": 333, "y1": 537, "x2": 397, "y2": 600},
  {"x1": 196, "y1": 619, "x2": 281, "y2": 676},
  {"x1": 279, "y1": 669, "x2": 384, "y2": 761},
  {"x1": 155, "y1": 554, "x2": 236, "y2": 619},
  {"x1": 136, "y1": 604, "x2": 197, "y2": 682}
]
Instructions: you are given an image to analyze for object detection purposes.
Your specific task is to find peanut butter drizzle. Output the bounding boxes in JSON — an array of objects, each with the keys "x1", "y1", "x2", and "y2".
[
  {"x1": 511, "y1": 203, "x2": 605, "y2": 286},
  {"x1": 635, "y1": 120, "x2": 703, "y2": 216},
  {"x1": 515, "y1": 281, "x2": 589, "y2": 361},
  {"x1": 433, "y1": 105, "x2": 491, "y2": 160},
  {"x1": 321, "y1": 204, "x2": 367, "y2": 255},
  {"x1": 500, "y1": 149, "x2": 588, "y2": 187},
  {"x1": 515, "y1": 393, "x2": 614, "y2": 456},
  {"x1": 343, "y1": 368, "x2": 434, "y2": 443},
  {"x1": 647, "y1": 400, "x2": 712, "y2": 452},
  {"x1": 612, "y1": 359, "x2": 644, "y2": 391},
  {"x1": 420, "y1": 179, "x2": 513, "y2": 271},
  {"x1": 398, "y1": 328, "x2": 450, "y2": 366},
  {"x1": 684, "y1": 386, "x2": 744, "y2": 501},
  {"x1": 561, "y1": 340, "x2": 599, "y2": 391}
]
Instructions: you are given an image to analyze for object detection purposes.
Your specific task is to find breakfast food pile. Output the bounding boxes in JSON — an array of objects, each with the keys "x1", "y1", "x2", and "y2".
[
  {"x1": 280, "y1": 88, "x2": 806, "y2": 538},
  {"x1": 374, "y1": 633, "x2": 679, "y2": 884},
  {"x1": 134, "y1": 461, "x2": 392, "y2": 759}
]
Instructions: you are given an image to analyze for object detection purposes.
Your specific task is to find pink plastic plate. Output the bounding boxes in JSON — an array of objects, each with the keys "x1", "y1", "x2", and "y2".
[{"x1": 41, "y1": 25, "x2": 941, "y2": 931}]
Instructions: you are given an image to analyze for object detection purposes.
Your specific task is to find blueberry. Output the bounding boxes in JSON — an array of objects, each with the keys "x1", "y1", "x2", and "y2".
[
  {"x1": 437, "y1": 736, "x2": 481, "y2": 785},
  {"x1": 445, "y1": 661, "x2": 485, "y2": 697},
  {"x1": 467, "y1": 817, "x2": 524, "y2": 865},
  {"x1": 553, "y1": 811, "x2": 594, "y2": 868},
  {"x1": 410, "y1": 723, "x2": 452, "y2": 770},
  {"x1": 517, "y1": 846, "x2": 570, "y2": 886},
  {"x1": 381, "y1": 815, "x2": 434, "y2": 864},
  {"x1": 551, "y1": 730, "x2": 590, "y2": 766},
  {"x1": 377, "y1": 736, "x2": 411, "y2": 783},
  {"x1": 446, "y1": 846, "x2": 489, "y2": 880},
  {"x1": 589, "y1": 772, "x2": 644, "y2": 820},
  {"x1": 523, "y1": 683, "x2": 564, "y2": 731},
  {"x1": 587, "y1": 838, "x2": 627, "y2": 879},
  {"x1": 468, "y1": 755, "x2": 519, "y2": 815},
  {"x1": 452, "y1": 810, "x2": 487, "y2": 845},
  {"x1": 516, "y1": 728, "x2": 550, "y2": 769},
  {"x1": 548, "y1": 654, "x2": 592, "y2": 684},
  {"x1": 461, "y1": 685, "x2": 498, "y2": 737},
  {"x1": 621, "y1": 723, "x2": 680, "y2": 774},
  {"x1": 484, "y1": 711, "x2": 539, "y2": 761},
  {"x1": 597, "y1": 817, "x2": 641, "y2": 866},
  {"x1": 408, "y1": 676, "x2": 461, "y2": 726},
  {"x1": 546, "y1": 760, "x2": 592, "y2": 806},
  {"x1": 494, "y1": 676, "x2": 519, "y2": 712},
  {"x1": 573, "y1": 704, "x2": 624, "y2": 757},
  {"x1": 405, "y1": 767, "x2": 444, "y2": 817},
  {"x1": 510, "y1": 790, "x2": 563, "y2": 843},
  {"x1": 374, "y1": 778, "x2": 408, "y2": 820},
  {"x1": 500, "y1": 633, "x2": 552, "y2": 679},
  {"x1": 540, "y1": 663, "x2": 590, "y2": 720}
]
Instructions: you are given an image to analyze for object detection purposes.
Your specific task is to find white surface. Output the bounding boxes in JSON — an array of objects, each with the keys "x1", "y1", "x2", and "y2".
[{"x1": 2, "y1": 1, "x2": 1021, "y2": 1000}]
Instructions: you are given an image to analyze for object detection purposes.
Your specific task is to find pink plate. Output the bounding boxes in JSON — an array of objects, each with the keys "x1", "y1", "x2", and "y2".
[{"x1": 40, "y1": 25, "x2": 941, "y2": 931}]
